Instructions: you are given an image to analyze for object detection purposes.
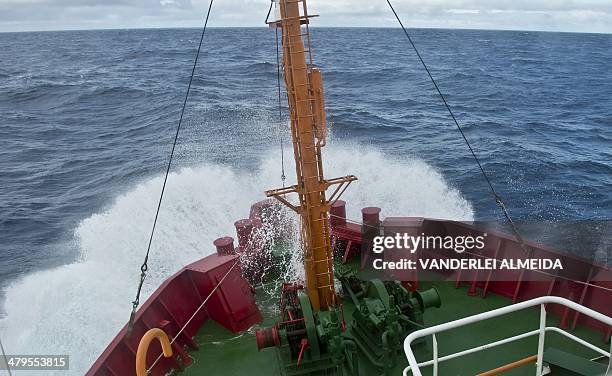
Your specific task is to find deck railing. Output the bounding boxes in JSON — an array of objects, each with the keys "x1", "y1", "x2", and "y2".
[{"x1": 402, "y1": 296, "x2": 612, "y2": 376}]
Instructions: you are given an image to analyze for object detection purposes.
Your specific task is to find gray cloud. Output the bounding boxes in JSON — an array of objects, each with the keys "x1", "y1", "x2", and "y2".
[{"x1": 1, "y1": 0, "x2": 611, "y2": 32}]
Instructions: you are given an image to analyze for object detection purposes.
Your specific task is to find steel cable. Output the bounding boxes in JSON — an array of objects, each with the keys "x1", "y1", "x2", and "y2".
[
  {"x1": 126, "y1": 0, "x2": 215, "y2": 337},
  {"x1": 275, "y1": 26, "x2": 287, "y2": 186},
  {"x1": 385, "y1": 0, "x2": 529, "y2": 252}
]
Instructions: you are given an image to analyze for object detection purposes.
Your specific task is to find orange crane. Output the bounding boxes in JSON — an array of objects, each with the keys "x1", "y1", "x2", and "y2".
[{"x1": 265, "y1": 0, "x2": 357, "y2": 312}]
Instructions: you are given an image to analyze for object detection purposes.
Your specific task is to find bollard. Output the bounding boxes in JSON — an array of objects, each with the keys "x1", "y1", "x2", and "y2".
[
  {"x1": 360, "y1": 207, "x2": 381, "y2": 272},
  {"x1": 234, "y1": 219, "x2": 254, "y2": 249},
  {"x1": 330, "y1": 200, "x2": 347, "y2": 228},
  {"x1": 361, "y1": 206, "x2": 381, "y2": 227},
  {"x1": 214, "y1": 237, "x2": 235, "y2": 256}
]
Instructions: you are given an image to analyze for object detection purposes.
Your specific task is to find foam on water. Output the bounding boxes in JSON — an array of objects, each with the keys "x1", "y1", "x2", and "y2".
[{"x1": 0, "y1": 142, "x2": 472, "y2": 375}]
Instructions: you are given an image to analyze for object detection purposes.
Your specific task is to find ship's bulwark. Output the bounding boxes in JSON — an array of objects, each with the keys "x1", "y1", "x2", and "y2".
[
  {"x1": 87, "y1": 252, "x2": 261, "y2": 376},
  {"x1": 330, "y1": 206, "x2": 612, "y2": 340}
]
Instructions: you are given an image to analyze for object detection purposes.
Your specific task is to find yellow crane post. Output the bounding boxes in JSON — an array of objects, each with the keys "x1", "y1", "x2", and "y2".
[{"x1": 265, "y1": 0, "x2": 357, "y2": 312}]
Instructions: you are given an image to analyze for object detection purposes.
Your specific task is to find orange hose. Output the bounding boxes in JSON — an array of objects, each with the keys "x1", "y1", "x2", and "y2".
[
  {"x1": 476, "y1": 355, "x2": 538, "y2": 376},
  {"x1": 135, "y1": 328, "x2": 173, "y2": 376}
]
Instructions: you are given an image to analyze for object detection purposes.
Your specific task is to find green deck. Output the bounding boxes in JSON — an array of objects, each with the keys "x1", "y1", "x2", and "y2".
[{"x1": 180, "y1": 281, "x2": 608, "y2": 375}]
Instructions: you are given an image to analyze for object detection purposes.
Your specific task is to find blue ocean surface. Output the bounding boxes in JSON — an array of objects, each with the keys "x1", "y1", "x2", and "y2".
[{"x1": 0, "y1": 27, "x2": 611, "y2": 373}]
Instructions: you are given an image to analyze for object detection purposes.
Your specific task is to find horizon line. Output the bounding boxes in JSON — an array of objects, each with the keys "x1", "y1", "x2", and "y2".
[{"x1": 1, "y1": 25, "x2": 612, "y2": 36}]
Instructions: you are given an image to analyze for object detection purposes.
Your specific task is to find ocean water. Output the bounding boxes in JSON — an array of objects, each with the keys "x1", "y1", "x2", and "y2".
[{"x1": 0, "y1": 27, "x2": 611, "y2": 374}]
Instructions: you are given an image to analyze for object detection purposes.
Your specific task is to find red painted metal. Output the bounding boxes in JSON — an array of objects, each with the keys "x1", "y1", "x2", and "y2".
[
  {"x1": 330, "y1": 200, "x2": 347, "y2": 228},
  {"x1": 482, "y1": 238, "x2": 503, "y2": 297},
  {"x1": 86, "y1": 252, "x2": 261, "y2": 376},
  {"x1": 255, "y1": 326, "x2": 280, "y2": 350},
  {"x1": 333, "y1": 223, "x2": 361, "y2": 243},
  {"x1": 361, "y1": 206, "x2": 381, "y2": 226},
  {"x1": 249, "y1": 198, "x2": 279, "y2": 230},
  {"x1": 360, "y1": 207, "x2": 381, "y2": 270},
  {"x1": 235, "y1": 219, "x2": 254, "y2": 250},
  {"x1": 330, "y1": 203, "x2": 612, "y2": 342},
  {"x1": 214, "y1": 236, "x2": 235, "y2": 255},
  {"x1": 382, "y1": 217, "x2": 422, "y2": 285},
  {"x1": 571, "y1": 266, "x2": 595, "y2": 330},
  {"x1": 296, "y1": 338, "x2": 309, "y2": 368},
  {"x1": 342, "y1": 240, "x2": 353, "y2": 264}
]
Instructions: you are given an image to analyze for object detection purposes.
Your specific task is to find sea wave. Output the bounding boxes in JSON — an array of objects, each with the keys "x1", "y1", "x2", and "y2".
[{"x1": 0, "y1": 142, "x2": 472, "y2": 375}]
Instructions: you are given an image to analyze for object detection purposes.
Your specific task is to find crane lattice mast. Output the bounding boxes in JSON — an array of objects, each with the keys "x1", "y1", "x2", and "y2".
[{"x1": 265, "y1": 0, "x2": 357, "y2": 312}]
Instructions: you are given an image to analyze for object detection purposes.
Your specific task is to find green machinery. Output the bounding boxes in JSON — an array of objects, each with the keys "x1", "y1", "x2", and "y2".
[{"x1": 255, "y1": 276, "x2": 441, "y2": 376}]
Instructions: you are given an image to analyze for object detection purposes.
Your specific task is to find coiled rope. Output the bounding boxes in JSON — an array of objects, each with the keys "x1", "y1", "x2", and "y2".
[
  {"x1": 126, "y1": 0, "x2": 215, "y2": 337},
  {"x1": 385, "y1": 0, "x2": 529, "y2": 253}
]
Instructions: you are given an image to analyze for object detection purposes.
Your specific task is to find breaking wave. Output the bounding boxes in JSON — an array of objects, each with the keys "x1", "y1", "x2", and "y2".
[{"x1": 0, "y1": 142, "x2": 472, "y2": 375}]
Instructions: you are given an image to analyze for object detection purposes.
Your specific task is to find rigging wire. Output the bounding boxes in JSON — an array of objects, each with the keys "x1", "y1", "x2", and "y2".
[
  {"x1": 384, "y1": 0, "x2": 529, "y2": 252},
  {"x1": 126, "y1": 0, "x2": 215, "y2": 337},
  {"x1": 275, "y1": 26, "x2": 287, "y2": 186},
  {"x1": 266, "y1": 0, "x2": 286, "y2": 187},
  {"x1": 0, "y1": 335, "x2": 12, "y2": 376}
]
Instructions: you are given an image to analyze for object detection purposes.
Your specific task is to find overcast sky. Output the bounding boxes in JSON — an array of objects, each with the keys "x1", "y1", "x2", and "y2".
[{"x1": 1, "y1": 0, "x2": 612, "y2": 33}]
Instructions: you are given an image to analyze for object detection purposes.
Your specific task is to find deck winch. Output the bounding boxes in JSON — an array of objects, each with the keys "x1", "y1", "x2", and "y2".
[
  {"x1": 256, "y1": 283, "x2": 350, "y2": 374},
  {"x1": 256, "y1": 278, "x2": 441, "y2": 375},
  {"x1": 342, "y1": 278, "x2": 441, "y2": 374}
]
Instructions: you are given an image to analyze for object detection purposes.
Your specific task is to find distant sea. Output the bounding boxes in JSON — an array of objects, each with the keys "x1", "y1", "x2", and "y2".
[{"x1": 0, "y1": 28, "x2": 611, "y2": 374}]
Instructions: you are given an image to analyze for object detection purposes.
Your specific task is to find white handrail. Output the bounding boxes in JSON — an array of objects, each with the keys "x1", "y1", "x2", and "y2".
[
  {"x1": 536, "y1": 304, "x2": 546, "y2": 375},
  {"x1": 402, "y1": 327, "x2": 610, "y2": 375},
  {"x1": 402, "y1": 296, "x2": 612, "y2": 376}
]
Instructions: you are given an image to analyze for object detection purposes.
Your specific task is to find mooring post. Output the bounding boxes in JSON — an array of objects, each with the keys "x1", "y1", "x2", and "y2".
[{"x1": 214, "y1": 237, "x2": 235, "y2": 256}]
